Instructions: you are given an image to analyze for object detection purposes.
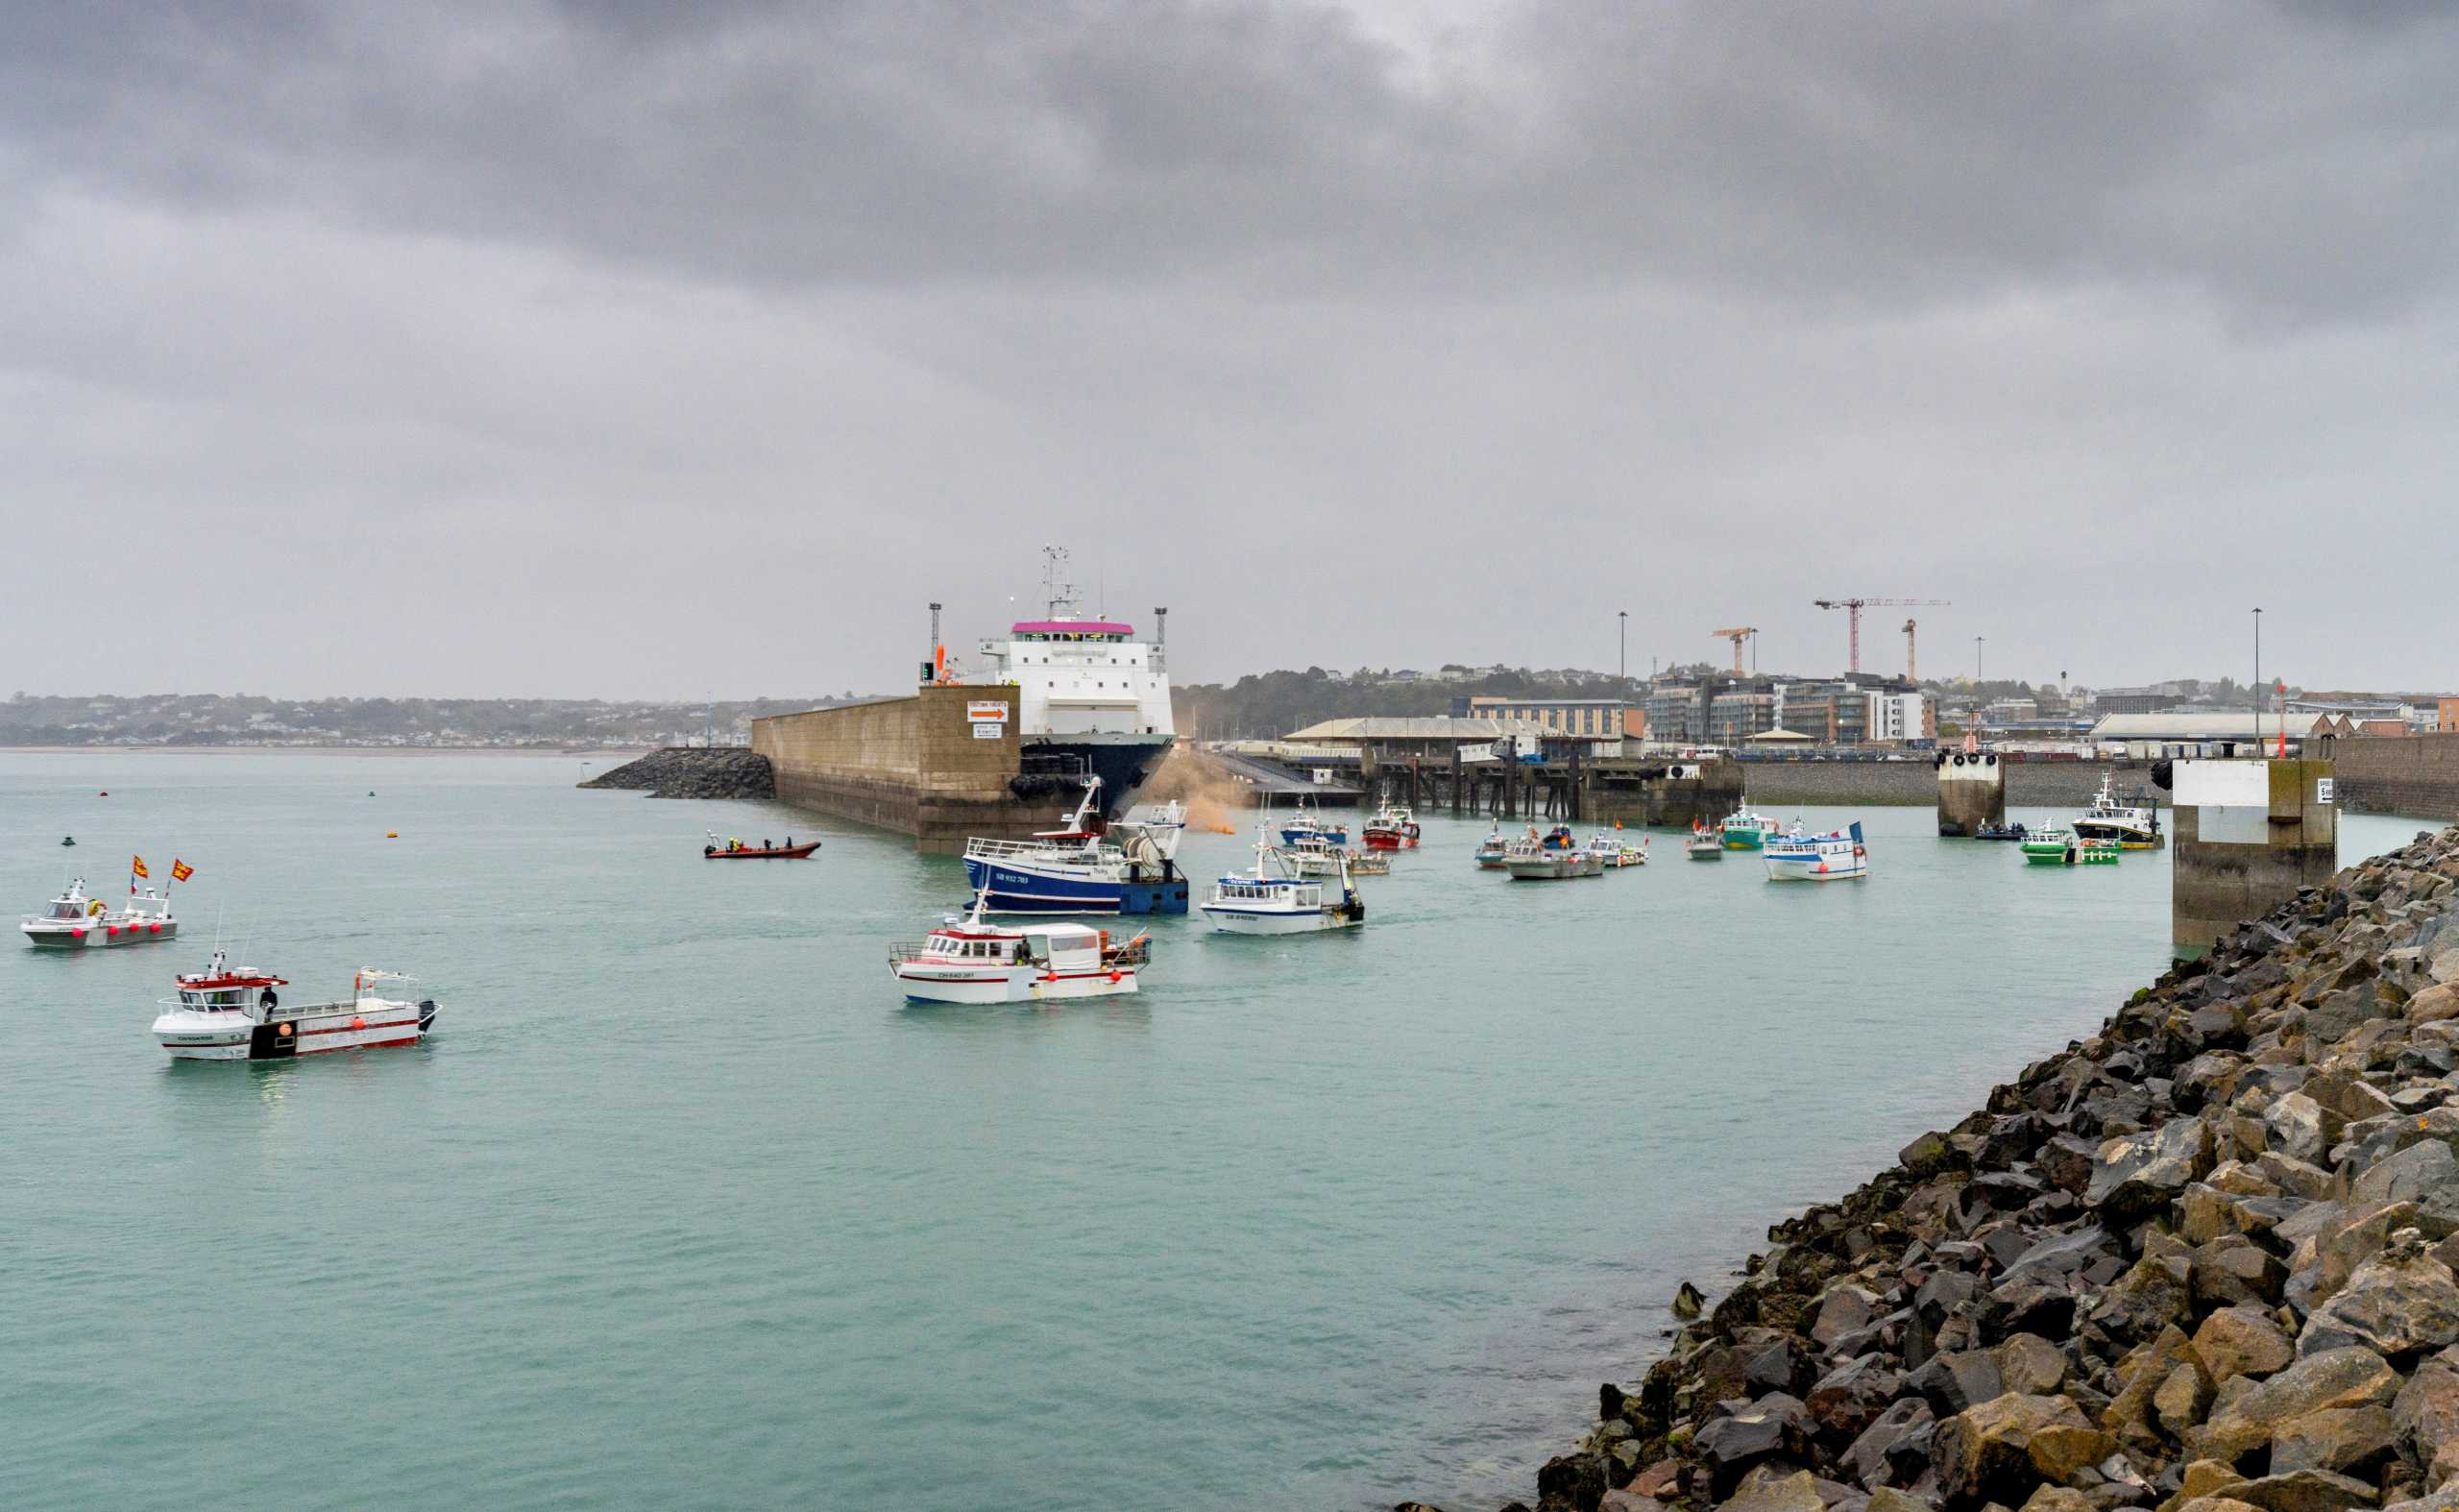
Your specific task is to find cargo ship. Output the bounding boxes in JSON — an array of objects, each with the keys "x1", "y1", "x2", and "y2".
[{"x1": 753, "y1": 548, "x2": 1177, "y2": 854}]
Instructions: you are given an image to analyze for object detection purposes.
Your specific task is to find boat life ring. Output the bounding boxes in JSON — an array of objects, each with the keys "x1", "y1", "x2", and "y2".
[{"x1": 87, "y1": 899, "x2": 106, "y2": 917}]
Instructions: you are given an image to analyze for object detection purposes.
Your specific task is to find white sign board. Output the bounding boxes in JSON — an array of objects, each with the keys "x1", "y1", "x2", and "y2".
[
  {"x1": 2317, "y1": 777, "x2": 2336, "y2": 804},
  {"x1": 971, "y1": 721, "x2": 1005, "y2": 740},
  {"x1": 965, "y1": 700, "x2": 1009, "y2": 722},
  {"x1": 2174, "y1": 760, "x2": 2270, "y2": 808}
]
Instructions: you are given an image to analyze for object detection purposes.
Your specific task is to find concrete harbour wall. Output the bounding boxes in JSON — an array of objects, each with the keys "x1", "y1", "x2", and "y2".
[
  {"x1": 752, "y1": 688, "x2": 1074, "y2": 854},
  {"x1": 1735, "y1": 759, "x2": 2137, "y2": 809},
  {"x1": 2332, "y1": 732, "x2": 2459, "y2": 819}
]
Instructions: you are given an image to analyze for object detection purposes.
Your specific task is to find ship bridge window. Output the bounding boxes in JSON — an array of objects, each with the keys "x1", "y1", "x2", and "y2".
[{"x1": 48, "y1": 902, "x2": 79, "y2": 918}]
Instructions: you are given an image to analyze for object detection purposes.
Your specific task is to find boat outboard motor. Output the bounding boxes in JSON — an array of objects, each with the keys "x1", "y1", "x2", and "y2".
[{"x1": 419, "y1": 1000, "x2": 438, "y2": 1029}]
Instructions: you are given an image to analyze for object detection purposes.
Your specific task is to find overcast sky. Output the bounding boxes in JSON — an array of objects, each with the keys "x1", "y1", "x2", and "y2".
[{"x1": 6, "y1": 0, "x2": 2455, "y2": 699}]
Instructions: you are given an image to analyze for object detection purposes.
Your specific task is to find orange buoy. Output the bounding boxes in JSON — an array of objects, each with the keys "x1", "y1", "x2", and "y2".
[
  {"x1": 386, "y1": 831, "x2": 399, "y2": 839},
  {"x1": 351, "y1": 1017, "x2": 365, "y2": 1031},
  {"x1": 278, "y1": 1022, "x2": 293, "y2": 1036}
]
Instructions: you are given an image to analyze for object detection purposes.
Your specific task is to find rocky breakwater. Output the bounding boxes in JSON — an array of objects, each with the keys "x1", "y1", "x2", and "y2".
[
  {"x1": 577, "y1": 746, "x2": 774, "y2": 800},
  {"x1": 1429, "y1": 826, "x2": 2459, "y2": 1512}
]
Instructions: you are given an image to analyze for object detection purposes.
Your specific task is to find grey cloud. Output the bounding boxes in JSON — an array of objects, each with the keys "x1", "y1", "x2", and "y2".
[{"x1": 8, "y1": 1, "x2": 2458, "y2": 320}]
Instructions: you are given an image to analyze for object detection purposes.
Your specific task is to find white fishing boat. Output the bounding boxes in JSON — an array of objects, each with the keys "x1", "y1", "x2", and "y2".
[
  {"x1": 21, "y1": 877, "x2": 179, "y2": 949},
  {"x1": 1503, "y1": 839, "x2": 1605, "y2": 880},
  {"x1": 1473, "y1": 821, "x2": 1510, "y2": 869},
  {"x1": 151, "y1": 951, "x2": 437, "y2": 1061},
  {"x1": 1200, "y1": 827, "x2": 1366, "y2": 934},
  {"x1": 1588, "y1": 831, "x2": 1648, "y2": 867},
  {"x1": 1684, "y1": 822, "x2": 1725, "y2": 861},
  {"x1": 888, "y1": 888, "x2": 1150, "y2": 1004},
  {"x1": 2071, "y1": 771, "x2": 2164, "y2": 849},
  {"x1": 1762, "y1": 821, "x2": 1870, "y2": 882}
]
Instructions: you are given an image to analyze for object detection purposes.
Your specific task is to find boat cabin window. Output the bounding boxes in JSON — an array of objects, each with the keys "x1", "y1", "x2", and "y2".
[
  {"x1": 48, "y1": 901, "x2": 81, "y2": 919},
  {"x1": 183, "y1": 988, "x2": 249, "y2": 1009}
]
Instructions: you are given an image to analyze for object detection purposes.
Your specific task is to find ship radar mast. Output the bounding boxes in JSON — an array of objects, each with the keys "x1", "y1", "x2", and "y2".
[{"x1": 1039, "y1": 544, "x2": 1083, "y2": 621}]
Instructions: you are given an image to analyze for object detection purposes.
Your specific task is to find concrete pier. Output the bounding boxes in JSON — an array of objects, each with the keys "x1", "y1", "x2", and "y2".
[
  {"x1": 2172, "y1": 757, "x2": 2338, "y2": 958},
  {"x1": 1934, "y1": 750, "x2": 2008, "y2": 836},
  {"x1": 753, "y1": 688, "x2": 1092, "y2": 854}
]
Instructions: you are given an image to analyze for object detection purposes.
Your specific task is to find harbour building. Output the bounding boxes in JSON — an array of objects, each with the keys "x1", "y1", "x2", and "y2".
[{"x1": 1457, "y1": 696, "x2": 1643, "y2": 740}]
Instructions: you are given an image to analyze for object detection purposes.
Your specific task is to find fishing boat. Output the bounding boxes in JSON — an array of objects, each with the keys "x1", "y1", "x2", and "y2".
[
  {"x1": 1537, "y1": 824, "x2": 1577, "y2": 851},
  {"x1": 888, "y1": 888, "x2": 1150, "y2": 1004},
  {"x1": 1763, "y1": 820, "x2": 1870, "y2": 882},
  {"x1": 1283, "y1": 834, "x2": 1351, "y2": 877},
  {"x1": 21, "y1": 878, "x2": 179, "y2": 949},
  {"x1": 1278, "y1": 796, "x2": 1350, "y2": 848},
  {"x1": 704, "y1": 834, "x2": 821, "y2": 859},
  {"x1": 960, "y1": 777, "x2": 1189, "y2": 915},
  {"x1": 1473, "y1": 821, "x2": 1510, "y2": 869},
  {"x1": 151, "y1": 951, "x2": 437, "y2": 1061},
  {"x1": 1588, "y1": 831, "x2": 1648, "y2": 867},
  {"x1": 1503, "y1": 838, "x2": 1605, "y2": 880},
  {"x1": 1361, "y1": 803, "x2": 1421, "y2": 850},
  {"x1": 1200, "y1": 827, "x2": 1365, "y2": 934},
  {"x1": 2071, "y1": 772, "x2": 2164, "y2": 849},
  {"x1": 1685, "y1": 820, "x2": 1724, "y2": 860},
  {"x1": 1719, "y1": 803, "x2": 1779, "y2": 850},
  {"x1": 1974, "y1": 822, "x2": 2031, "y2": 842},
  {"x1": 2022, "y1": 829, "x2": 2119, "y2": 866},
  {"x1": 1343, "y1": 848, "x2": 1392, "y2": 876}
]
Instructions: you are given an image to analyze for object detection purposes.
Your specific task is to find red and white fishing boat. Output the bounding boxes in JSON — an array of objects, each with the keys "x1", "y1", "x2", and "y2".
[
  {"x1": 1361, "y1": 803, "x2": 1422, "y2": 850},
  {"x1": 151, "y1": 950, "x2": 439, "y2": 1061},
  {"x1": 887, "y1": 890, "x2": 1151, "y2": 1004}
]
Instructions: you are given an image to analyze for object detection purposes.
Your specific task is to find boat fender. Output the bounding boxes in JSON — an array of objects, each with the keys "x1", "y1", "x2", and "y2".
[
  {"x1": 351, "y1": 1017, "x2": 365, "y2": 1031},
  {"x1": 1985, "y1": 753, "x2": 1997, "y2": 767},
  {"x1": 278, "y1": 1022, "x2": 293, "y2": 1037},
  {"x1": 1108, "y1": 972, "x2": 1121, "y2": 984}
]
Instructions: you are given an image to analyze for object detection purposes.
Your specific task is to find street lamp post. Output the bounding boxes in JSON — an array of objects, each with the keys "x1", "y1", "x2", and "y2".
[
  {"x1": 2252, "y1": 607, "x2": 2262, "y2": 755},
  {"x1": 1618, "y1": 610, "x2": 1628, "y2": 683},
  {"x1": 1975, "y1": 636, "x2": 1984, "y2": 688}
]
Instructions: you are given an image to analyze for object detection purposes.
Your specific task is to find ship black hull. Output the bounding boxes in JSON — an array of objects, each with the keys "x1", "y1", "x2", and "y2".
[{"x1": 1016, "y1": 736, "x2": 1174, "y2": 819}]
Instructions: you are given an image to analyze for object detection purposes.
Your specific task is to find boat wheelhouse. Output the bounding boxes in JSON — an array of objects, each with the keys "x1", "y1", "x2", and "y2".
[
  {"x1": 151, "y1": 951, "x2": 436, "y2": 1061},
  {"x1": 1762, "y1": 821, "x2": 1869, "y2": 882},
  {"x1": 21, "y1": 878, "x2": 178, "y2": 949},
  {"x1": 888, "y1": 890, "x2": 1150, "y2": 1004}
]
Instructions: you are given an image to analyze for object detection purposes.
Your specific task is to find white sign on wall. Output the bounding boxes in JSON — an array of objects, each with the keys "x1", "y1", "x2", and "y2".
[
  {"x1": 965, "y1": 700, "x2": 1009, "y2": 722},
  {"x1": 2174, "y1": 760, "x2": 2270, "y2": 808},
  {"x1": 971, "y1": 721, "x2": 1005, "y2": 740},
  {"x1": 2317, "y1": 777, "x2": 2336, "y2": 804}
]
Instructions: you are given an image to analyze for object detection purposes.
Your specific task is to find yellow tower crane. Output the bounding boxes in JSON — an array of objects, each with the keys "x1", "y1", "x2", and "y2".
[{"x1": 1712, "y1": 627, "x2": 1758, "y2": 675}]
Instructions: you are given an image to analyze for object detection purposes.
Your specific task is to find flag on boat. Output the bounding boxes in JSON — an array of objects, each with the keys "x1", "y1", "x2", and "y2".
[
  {"x1": 130, "y1": 855, "x2": 149, "y2": 879},
  {"x1": 1848, "y1": 822, "x2": 1863, "y2": 842},
  {"x1": 171, "y1": 859, "x2": 194, "y2": 882}
]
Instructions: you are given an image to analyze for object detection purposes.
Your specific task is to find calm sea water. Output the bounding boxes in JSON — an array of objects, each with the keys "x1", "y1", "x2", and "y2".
[{"x1": 1, "y1": 753, "x2": 2428, "y2": 1510}]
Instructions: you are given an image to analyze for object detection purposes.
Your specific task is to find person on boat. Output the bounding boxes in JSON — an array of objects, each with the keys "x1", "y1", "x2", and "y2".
[
  {"x1": 704, "y1": 843, "x2": 716, "y2": 857},
  {"x1": 261, "y1": 987, "x2": 279, "y2": 1011},
  {"x1": 762, "y1": 838, "x2": 772, "y2": 851}
]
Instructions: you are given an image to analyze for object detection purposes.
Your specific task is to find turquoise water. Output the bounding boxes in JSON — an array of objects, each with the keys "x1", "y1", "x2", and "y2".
[{"x1": 2, "y1": 754, "x2": 2428, "y2": 1510}]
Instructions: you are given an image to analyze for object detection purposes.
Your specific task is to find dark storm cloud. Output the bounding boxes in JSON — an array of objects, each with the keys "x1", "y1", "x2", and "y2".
[{"x1": 10, "y1": 0, "x2": 2458, "y2": 320}]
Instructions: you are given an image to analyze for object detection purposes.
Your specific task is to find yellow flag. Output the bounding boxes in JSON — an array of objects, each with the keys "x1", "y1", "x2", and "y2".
[{"x1": 130, "y1": 855, "x2": 149, "y2": 879}]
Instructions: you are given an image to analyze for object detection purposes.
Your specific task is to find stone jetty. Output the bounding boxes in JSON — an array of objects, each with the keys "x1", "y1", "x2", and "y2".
[
  {"x1": 1431, "y1": 826, "x2": 2459, "y2": 1512},
  {"x1": 578, "y1": 746, "x2": 774, "y2": 800}
]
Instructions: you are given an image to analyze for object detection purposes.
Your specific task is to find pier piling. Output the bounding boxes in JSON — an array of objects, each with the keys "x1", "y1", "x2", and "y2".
[{"x1": 2171, "y1": 758, "x2": 2337, "y2": 958}]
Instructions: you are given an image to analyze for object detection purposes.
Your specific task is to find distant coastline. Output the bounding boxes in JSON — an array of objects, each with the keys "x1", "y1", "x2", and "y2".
[{"x1": 0, "y1": 745, "x2": 648, "y2": 757}]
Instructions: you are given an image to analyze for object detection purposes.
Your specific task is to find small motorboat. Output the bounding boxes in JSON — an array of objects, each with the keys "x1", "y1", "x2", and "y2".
[
  {"x1": 704, "y1": 832, "x2": 821, "y2": 859},
  {"x1": 1473, "y1": 821, "x2": 1509, "y2": 869},
  {"x1": 21, "y1": 877, "x2": 179, "y2": 949},
  {"x1": 1974, "y1": 822, "x2": 2030, "y2": 841},
  {"x1": 1684, "y1": 821, "x2": 1724, "y2": 861},
  {"x1": 1278, "y1": 796, "x2": 1351, "y2": 848},
  {"x1": 152, "y1": 951, "x2": 437, "y2": 1061},
  {"x1": 1763, "y1": 821, "x2": 1869, "y2": 883},
  {"x1": 888, "y1": 889, "x2": 1150, "y2": 1004},
  {"x1": 60, "y1": 836, "x2": 75, "y2": 847}
]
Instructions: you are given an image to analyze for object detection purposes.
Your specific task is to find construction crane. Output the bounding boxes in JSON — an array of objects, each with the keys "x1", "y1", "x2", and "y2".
[
  {"x1": 1712, "y1": 626, "x2": 1758, "y2": 675},
  {"x1": 1812, "y1": 597, "x2": 1949, "y2": 674}
]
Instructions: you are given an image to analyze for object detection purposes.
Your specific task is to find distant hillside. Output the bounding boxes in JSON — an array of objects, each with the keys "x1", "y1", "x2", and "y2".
[{"x1": 0, "y1": 693, "x2": 875, "y2": 748}]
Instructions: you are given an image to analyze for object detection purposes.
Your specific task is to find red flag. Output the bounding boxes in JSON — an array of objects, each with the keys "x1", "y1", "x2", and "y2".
[
  {"x1": 130, "y1": 855, "x2": 149, "y2": 879},
  {"x1": 171, "y1": 859, "x2": 194, "y2": 883}
]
